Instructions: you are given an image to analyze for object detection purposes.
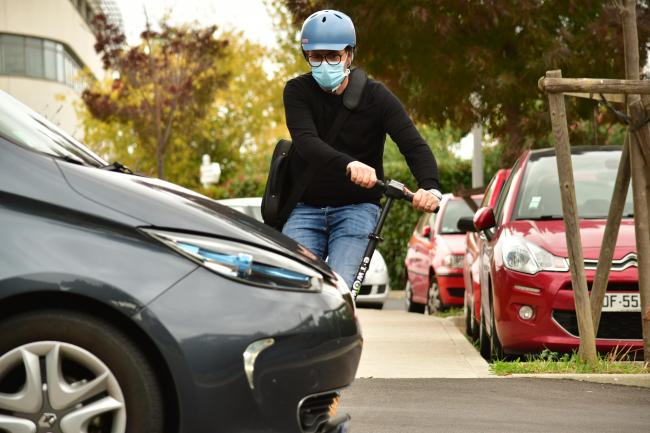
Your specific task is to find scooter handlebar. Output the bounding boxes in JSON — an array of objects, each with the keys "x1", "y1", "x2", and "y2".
[{"x1": 374, "y1": 179, "x2": 438, "y2": 212}]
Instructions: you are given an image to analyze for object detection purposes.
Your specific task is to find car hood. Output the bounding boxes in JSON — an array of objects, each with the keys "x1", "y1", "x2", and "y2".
[
  {"x1": 58, "y1": 162, "x2": 335, "y2": 278},
  {"x1": 435, "y1": 233, "x2": 467, "y2": 255},
  {"x1": 507, "y1": 219, "x2": 637, "y2": 259}
]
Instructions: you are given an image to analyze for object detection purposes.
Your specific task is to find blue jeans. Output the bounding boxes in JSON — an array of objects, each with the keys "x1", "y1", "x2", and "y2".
[{"x1": 282, "y1": 202, "x2": 381, "y2": 289}]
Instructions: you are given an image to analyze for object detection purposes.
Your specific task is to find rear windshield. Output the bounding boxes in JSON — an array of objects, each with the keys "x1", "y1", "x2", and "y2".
[
  {"x1": 0, "y1": 91, "x2": 105, "y2": 167},
  {"x1": 513, "y1": 149, "x2": 634, "y2": 220},
  {"x1": 439, "y1": 199, "x2": 479, "y2": 234}
]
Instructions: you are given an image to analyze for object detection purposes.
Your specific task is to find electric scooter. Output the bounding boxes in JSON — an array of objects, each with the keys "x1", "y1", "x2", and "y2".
[
  {"x1": 351, "y1": 179, "x2": 438, "y2": 301},
  {"x1": 322, "y1": 179, "x2": 438, "y2": 433}
]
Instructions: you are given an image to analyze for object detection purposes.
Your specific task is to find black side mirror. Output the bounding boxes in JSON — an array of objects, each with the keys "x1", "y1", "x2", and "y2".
[{"x1": 457, "y1": 216, "x2": 476, "y2": 233}]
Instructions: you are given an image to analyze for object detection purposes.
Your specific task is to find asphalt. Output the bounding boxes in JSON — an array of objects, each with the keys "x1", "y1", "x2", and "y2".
[
  {"x1": 341, "y1": 291, "x2": 650, "y2": 432},
  {"x1": 339, "y1": 378, "x2": 650, "y2": 433}
]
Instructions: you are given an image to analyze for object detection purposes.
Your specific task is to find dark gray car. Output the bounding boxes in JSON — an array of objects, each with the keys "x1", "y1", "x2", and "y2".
[{"x1": 0, "y1": 91, "x2": 361, "y2": 433}]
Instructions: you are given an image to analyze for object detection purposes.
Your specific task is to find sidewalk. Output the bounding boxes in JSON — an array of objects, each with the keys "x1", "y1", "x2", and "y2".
[{"x1": 355, "y1": 307, "x2": 491, "y2": 378}]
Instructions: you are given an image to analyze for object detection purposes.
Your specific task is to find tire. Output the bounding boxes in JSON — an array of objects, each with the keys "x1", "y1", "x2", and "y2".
[
  {"x1": 405, "y1": 281, "x2": 425, "y2": 314},
  {"x1": 424, "y1": 276, "x2": 444, "y2": 315},
  {"x1": 479, "y1": 309, "x2": 491, "y2": 360},
  {"x1": 0, "y1": 310, "x2": 164, "y2": 433},
  {"x1": 464, "y1": 302, "x2": 473, "y2": 338},
  {"x1": 489, "y1": 295, "x2": 505, "y2": 361}
]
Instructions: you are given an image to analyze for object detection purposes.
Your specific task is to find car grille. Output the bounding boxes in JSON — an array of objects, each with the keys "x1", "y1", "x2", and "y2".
[
  {"x1": 584, "y1": 253, "x2": 637, "y2": 271},
  {"x1": 358, "y1": 285, "x2": 372, "y2": 296},
  {"x1": 560, "y1": 282, "x2": 639, "y2": 292},
  {"x1": 298, "y1": 391, "x2": 339, "y2": 433},
  {"x1": 553, "y1": 310, "x2": 643, "y2": 340},
  {"x1": 448, "y1": 287, "x2": 465, "y2": 298}
]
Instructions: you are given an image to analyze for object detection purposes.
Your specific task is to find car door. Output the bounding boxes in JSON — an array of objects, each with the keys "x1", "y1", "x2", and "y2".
[
  {"x1": 406, "y1": 213, "x2": 435, "y2": 303},
  {"x1": 479, "y1": 160, "x2": 524, "y2": 330}
]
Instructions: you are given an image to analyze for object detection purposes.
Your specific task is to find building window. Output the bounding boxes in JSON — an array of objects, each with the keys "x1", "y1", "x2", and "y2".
[{"x1": 0, "y1": 33, "x2": 90, "y2": 93}]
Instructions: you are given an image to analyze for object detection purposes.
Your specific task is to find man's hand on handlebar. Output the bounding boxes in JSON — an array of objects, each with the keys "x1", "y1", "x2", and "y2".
[
  {"x1": 410, "y1": 188, "x2": 440, "y2": 213},
  {"x1": 346, "y1": 161, "x2": 377, "y2": 189}
]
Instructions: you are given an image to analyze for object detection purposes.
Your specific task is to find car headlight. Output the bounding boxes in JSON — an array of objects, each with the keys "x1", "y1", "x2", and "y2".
[
  {"x1": 501, "y1": 236, "x2": 569, "y2": 275},
  {"x1": 443, "y1": 254, "x2": 464, "y2": 269},
  {"x1": 143, "y1": 229, "x2": 323, "y2": 291}
]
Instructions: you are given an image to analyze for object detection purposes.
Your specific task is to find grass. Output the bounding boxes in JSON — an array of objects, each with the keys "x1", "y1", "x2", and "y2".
[
  {"x1": 490, "y1": 347, "x2": 650, "y2": 376},
  {"x1": 433, "y1": 306, "x2": 463, "y2": 318}
]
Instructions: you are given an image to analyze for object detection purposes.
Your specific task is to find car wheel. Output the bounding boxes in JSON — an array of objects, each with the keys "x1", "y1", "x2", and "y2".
[
  {"x1": 0, "y1": 310, "x2": 164, "y2": 433},
  {"x1": 489, "y1": 295, "x2": 505, "y2": 361},
  {"x1": 424, "y1": 277, "x2": 444, "y2": 315},
  {"x1": 404, "y1": 281, "x2": 424, "y2": 314},
  {"x1": 464, "y1": 302, "x2": 473, "y2": 338},
  {"x1": 479, "y1": 309, "x2": 491, "y2": 360}
]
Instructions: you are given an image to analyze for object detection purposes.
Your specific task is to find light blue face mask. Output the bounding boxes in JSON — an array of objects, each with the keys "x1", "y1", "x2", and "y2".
[{"x1": 311, "y1": 61, "x2": 350, "y2": 92}]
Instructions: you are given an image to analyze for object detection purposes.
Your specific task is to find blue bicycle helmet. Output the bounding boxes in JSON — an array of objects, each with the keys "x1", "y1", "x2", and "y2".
[{"x1": 300, "y1": 10, "x2": 356, "y2": 51}]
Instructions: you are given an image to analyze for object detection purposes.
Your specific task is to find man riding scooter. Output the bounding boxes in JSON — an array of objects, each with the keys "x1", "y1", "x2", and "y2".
[{"x1": 281, "y1": 9, "x2": 442, "y2": 289}]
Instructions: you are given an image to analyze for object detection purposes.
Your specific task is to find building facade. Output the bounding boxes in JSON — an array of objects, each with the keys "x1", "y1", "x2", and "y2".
[{"x1": 0, "y1": 0, "x2": 123, "y2": 137}]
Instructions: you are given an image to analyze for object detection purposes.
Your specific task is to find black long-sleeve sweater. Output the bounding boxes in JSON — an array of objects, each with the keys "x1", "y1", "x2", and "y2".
[{"x1": 283, "y1": 72, "x2": 440, "y2": 207}]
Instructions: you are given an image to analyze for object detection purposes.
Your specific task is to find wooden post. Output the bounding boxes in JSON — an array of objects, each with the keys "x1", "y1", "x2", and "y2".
[
  {"x1": 590, "y1": 0, "x2": 639, "y2": 333},
  {"x1": 589, "y1": 136, "x2": 631, "y2": 331},
  {"x1": 546, "y1": 70, "x2": 598, "y2": 364},
  {"x1": 629, "y1": 100, "x2": 650, "y2": 365},
  {"x1": 538, "y1": 77, "x2": 650, "y2": 95},
  {"x1": 621, "y1": 0, "x2": 650, "y2": 367}
]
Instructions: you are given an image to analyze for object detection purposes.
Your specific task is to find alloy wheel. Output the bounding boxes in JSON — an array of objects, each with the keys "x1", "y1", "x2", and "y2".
[
  {"x1": 0, "y1": 341, "x2": 126, "y2": 433},
  {"x1": 425, "y1": 278, "x2": 443, "y2": 315}
]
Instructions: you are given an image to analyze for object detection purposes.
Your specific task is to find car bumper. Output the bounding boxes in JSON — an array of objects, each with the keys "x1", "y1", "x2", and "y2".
[
  {"x1": 437, "y1": 273, "x2": 465, "y2": 306},
  {"x1": 143, "y1": 267, "x2": 363, "y2": 433},
  {"x1": 355, "y1": 272, "x2": 389, "y2": 305},
  {"x1": 493, "y1": 268, "x2": 642, "y2": 355}
]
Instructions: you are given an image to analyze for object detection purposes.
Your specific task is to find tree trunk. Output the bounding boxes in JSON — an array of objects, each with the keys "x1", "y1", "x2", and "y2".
[{"x1": 503, "y1": 107, "x2": 525, "y2": 166}]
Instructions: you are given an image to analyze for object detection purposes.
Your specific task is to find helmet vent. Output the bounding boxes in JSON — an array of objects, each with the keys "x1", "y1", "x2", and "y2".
[
  {"x1": 322, "y1": 16, "x2": 327, "y2": 22},
  {"x1": 334, "y1": 14, "x2": 342, "y2": 19}
]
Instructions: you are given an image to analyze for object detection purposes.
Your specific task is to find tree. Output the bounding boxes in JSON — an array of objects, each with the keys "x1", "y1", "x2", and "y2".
[
  {"x1": 79, "y1": 16, "x2": 289, "y2": 193},
  {"x1": 285, "y1": 1, "x2": 650, "y2": 165},
  {"x1": 82, "y1": 14, "x2": 230, "y2": 179}
]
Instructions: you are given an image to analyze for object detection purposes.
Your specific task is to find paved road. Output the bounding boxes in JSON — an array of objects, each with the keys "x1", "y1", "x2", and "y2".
[
  {"x1": 344, "y1": 293, "x2": 650, "y2": 433},
  {"x1": 340, "y1": 378, "x2": 650, "y2": 433}
]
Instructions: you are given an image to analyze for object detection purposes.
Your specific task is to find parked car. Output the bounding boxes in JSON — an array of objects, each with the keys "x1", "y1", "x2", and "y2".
[
  {"x1": 470, "y1": 146, "x2": 639, "y2": 360},
  {"x1": 404, "y1": 194, "x2": 480, "y2": 314},
  {"x1": 0, "y1": 91, "x2": 358, "y2": 433},
  {"x1": 217, "y1": 197, "x2": 391, "y2": 309},
  {"x1": 458, "y1": 169, "x2": 511, "y2": 340}
]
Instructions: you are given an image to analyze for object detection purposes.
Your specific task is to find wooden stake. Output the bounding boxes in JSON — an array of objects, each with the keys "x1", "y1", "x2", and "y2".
[
  {"x1": 629, "y1": 100, "x2": 650, "y2": 365},
  {"x1": 538, "y1": 77, "x2": 650, "y2": 95},
  {"x1": 621, "y1": 0, "x2": 650, "y2": 368},
  {"x1": 589, "y1": 135, "x2": 631, "y2": 332},
  {"x1": 546, "y1": 70, "x2": 597, "y2": 364}
]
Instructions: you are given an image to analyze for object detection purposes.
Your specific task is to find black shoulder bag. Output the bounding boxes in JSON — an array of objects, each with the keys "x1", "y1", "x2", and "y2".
[{"x1": 261, "y1": 68, "x2": 368, "y2": 229}]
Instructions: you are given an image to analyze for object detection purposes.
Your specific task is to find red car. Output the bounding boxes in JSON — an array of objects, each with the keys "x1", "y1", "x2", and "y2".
[
  {"x1": 459, "y1": 169, "x2": 510, "y2": 340},
  {"x1": 471, "y1": 146, "x2": 639, "y2": 360},
  {"x1": 404, "y1": 194, "x2": 480, "y2": 314}
]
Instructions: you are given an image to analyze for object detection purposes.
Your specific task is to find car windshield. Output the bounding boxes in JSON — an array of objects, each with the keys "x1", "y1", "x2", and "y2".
[
  {"x1": 439, "y1": 199, "x2": 479, "y2": 234},
  {"x1": 513, "y1": 148, "x2": 634, "y2": 220},
  {"x1": 0, "y1": 91, "x2": 106, "y2": 167}
]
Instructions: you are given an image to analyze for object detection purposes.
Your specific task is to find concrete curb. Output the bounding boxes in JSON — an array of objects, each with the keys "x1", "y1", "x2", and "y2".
[{"x1": 505, "y1": 373, "x2": 650, "y2": 388}]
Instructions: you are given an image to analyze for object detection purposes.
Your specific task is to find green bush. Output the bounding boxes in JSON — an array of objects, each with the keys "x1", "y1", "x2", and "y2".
[{"x1": 379, "y1": 144, "x2": 473, "y2": 290}]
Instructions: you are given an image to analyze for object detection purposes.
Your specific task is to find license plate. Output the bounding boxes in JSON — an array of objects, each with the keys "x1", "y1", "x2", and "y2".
[{"x1": 602, "y1": 293, "x2": 641, "y2": 312}]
